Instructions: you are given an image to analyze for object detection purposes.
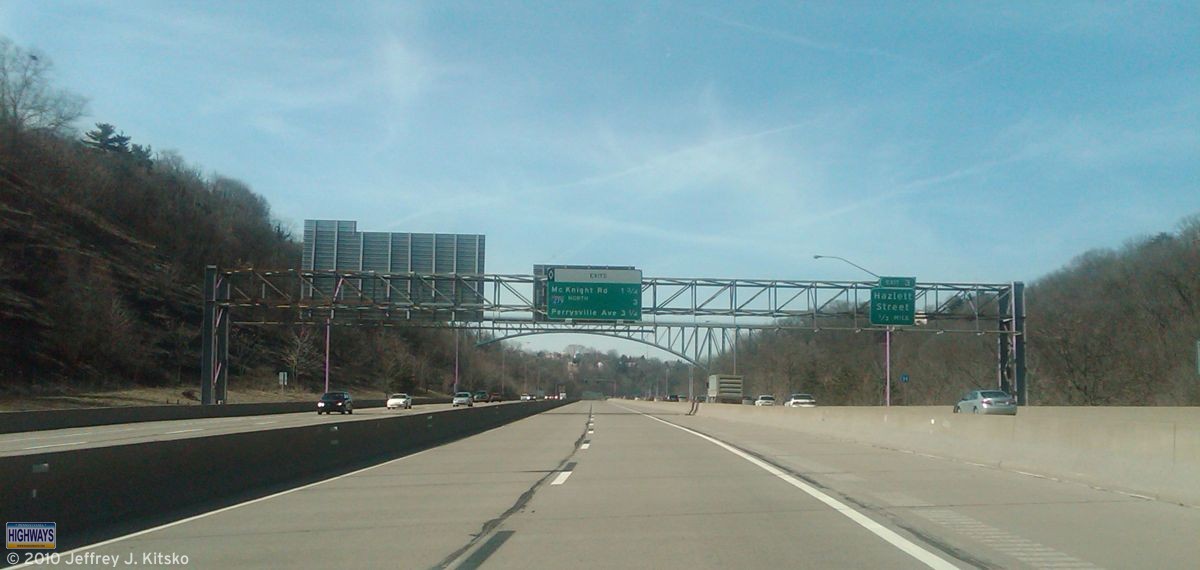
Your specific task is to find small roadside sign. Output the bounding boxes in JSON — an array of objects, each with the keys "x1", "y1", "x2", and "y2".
[{"x1": 900, "y1": 373, "x2": 909, "y2": 384}]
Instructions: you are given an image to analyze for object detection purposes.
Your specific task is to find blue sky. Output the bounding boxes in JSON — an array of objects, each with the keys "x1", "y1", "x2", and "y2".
[{"x1": 3, "y1": 1, "x2": 1198, "y2": 353}]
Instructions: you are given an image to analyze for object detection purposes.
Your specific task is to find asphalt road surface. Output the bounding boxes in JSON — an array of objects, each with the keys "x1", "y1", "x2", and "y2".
[
  {"x1": 14, "y1": 401, "x2": 1200, "y2": 569},
  {"x1": 0, "y1": 402, "x2": 479, "y2": 457}
]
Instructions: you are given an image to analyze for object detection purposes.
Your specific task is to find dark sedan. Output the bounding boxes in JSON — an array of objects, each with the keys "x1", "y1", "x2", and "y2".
[{"x1": 317, "y1": 391, "x2": 354, "y2": 415}]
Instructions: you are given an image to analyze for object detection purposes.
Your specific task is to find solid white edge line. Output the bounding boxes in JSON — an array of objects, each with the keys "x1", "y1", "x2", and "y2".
[
  {"x1": 8, "y1": 446, "x2": 438, "y2": 570},
  {"x1": 5, "y1": 431, "x2": 96, "y2": 443},
  {"x1": 615, "y1": 404, "x2": 958, "y2": 570},
  {"x1": 163, "y1": 428, "x2": 203, "y2": 435},
  {"x1": 550, "y1": 470, "x2": 573, "y2": 486},
  {"x1": 21, "y1": 441, "x2": 87, "y2": 450}
]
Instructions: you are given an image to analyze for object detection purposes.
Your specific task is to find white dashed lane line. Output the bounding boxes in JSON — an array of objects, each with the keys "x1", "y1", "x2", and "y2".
[
  {"x1": 580, "y1": 442, "x2": 590, "y2": 450},
  {"x1": 6, "y1": 431, "x2": 96, "y2": 443},
  {"x1": 550, "y1": 462, "x2": 577, "y2": 486},
  {"x1": 550, "y1": 471, "x2": 573, "y2": 485}
]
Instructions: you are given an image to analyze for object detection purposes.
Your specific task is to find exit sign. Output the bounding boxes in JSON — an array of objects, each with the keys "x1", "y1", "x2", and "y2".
[
  {"x1": 870, "y1": 276, "x2": 916, "y2": 326},
  {"x1": 878, "y1": 276, "x2": 915, "y2": 288},
  {"x1": 546, "y1": 267, "x2": 642, "y2": 321}
]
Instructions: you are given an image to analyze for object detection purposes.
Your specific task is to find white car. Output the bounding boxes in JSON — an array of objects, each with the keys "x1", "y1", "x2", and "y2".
[
  {"x1": 386, "y1": 393, "x2": 413, "y2": 410},
  {"x1": 754, "y1": 395, "x2": 775, "y2": 406},
  {"x1": 520, "y1": 393, "x2": 534, "y2": 401},
  {"x1": 452, "y1": 391, "x2": 474, "y2": 407},
  {"x1": 785, "y1": 393, "x2": 817, "y2": 408}
]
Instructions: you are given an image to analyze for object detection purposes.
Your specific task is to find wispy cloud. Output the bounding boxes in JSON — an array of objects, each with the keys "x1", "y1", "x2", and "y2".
[
  {"x1": 530, "y1": 119, "x2": 819, "y2": 194},
  {"x1": 693, "y1": 10, "x2": 931, "y2": 69}
]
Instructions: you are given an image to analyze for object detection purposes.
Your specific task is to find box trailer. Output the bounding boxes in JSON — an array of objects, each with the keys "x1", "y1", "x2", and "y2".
[{"x1": 707, "y1": 374, "x2": 744, "y2": 404}]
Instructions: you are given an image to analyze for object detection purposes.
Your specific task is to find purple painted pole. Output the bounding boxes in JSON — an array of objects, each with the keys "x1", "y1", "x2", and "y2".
[
  {"x1": 324, "y1": 317, "x2": 331, "y2": 393},
  {"x1": 885, "y1": 327, "x2": 892, "y2": 407},
  {"x1": 324, "y1": 278, "x2": 346, "y2": 394}
]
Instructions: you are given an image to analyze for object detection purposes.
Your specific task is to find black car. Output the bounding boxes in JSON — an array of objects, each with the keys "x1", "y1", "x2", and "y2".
[{"x1": 317, "y1": 391, "x2": 353, "y2": 415}]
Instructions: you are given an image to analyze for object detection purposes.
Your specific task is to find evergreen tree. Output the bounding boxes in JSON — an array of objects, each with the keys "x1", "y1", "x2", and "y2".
[{"x1": 82, "y1": 122, "x2": 131, "y2": 152}]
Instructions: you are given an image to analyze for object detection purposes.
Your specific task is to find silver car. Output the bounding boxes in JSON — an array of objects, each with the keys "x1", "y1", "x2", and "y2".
[
  {"x1": 785, "y1": 393, "x2": 817, "y2": 408},
  {"x1": 954, "y1": 390, "x2": 1017, "y2": 415},
  {"x1": 452, "y1": 391, "x2": 474, "y2": 407}
]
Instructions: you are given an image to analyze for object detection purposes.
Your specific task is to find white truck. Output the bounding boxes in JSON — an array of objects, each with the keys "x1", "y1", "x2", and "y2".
[{"x1": 707, "y1": 374, "x2": 744, "y2": 404}]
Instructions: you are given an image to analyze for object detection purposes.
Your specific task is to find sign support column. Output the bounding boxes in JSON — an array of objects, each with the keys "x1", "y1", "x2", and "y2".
[
  {"x1": 885, "y1": 326, "x2": 892, "y2": 407},
  {"x1": 201, "y1": 266, "x2": 216, "y2": 405},
  {"x1": 870, "y1": 276, "x2": 915, "y2": 407}
]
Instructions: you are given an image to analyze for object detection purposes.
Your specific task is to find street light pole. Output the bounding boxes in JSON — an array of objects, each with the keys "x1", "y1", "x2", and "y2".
[
  {"x1": 813, "y1": 254, "x2": 892, "y2": 407},
  {"x1": 688, "y1": 364, "x2": 694, "y2": 402},
  {"x1": 812, "y1": 255, "x2": 881, "y2": 279}
]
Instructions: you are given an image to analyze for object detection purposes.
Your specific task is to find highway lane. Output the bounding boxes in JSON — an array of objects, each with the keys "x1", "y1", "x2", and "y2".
[
  {"x1": 18, "y1": 400, "x2": 1199, "y2": 569},
  {"x1": 613, "y1": 400, "x2": 1200, "y2": 570},
  {"x1": 0, "y1": 402, "x2": 518, "y2": 457},
  {"x1": 14, "y1": 402, "x2": 589, "y2": 569}
]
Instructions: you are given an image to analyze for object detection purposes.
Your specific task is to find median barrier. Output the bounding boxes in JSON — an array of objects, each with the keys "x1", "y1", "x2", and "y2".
[
  {"x1": 0, "y1": 397, "x2": 459, "y2": 434},
  {"x1": 0, "y1": 400, "x2": 569, "y2": 550},
  {"x1": 621, "y1": 400, "x2": 1200, "y2": 506}
]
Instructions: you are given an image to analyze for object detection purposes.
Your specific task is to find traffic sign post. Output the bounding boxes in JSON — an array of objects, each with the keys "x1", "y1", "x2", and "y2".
[
  {"x1": 870, "y1": 277, "x2": 916, "y2": 406},
  {"x1": 546, "y1": 267, "x2": 642, "y2": 321}
]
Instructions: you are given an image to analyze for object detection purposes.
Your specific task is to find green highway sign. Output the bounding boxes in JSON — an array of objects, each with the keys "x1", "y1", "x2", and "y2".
[
  {"x1": 870, "y1": 280, "x2": 916, "y2": 326},
  {"x1": 547, "y1": 267, "x2": 642, "y2": 321},
  {"x1": 879, "y1": 276, "x2": 916, "y2": 288}
]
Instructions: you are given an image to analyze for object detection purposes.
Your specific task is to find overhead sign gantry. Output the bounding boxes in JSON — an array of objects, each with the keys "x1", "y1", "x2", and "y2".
[{"x1": 200, "y1": 267, "x2": 1026, "y2": 407}]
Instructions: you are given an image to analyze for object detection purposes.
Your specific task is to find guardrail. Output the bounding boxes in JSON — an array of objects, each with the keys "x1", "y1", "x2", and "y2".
[{"x1": 0, "y1": 400, "x2": 569, "y2": 551}]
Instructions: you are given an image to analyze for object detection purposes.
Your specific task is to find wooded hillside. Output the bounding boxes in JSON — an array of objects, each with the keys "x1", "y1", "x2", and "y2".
[
  {"x1": 0, "y1": 37, "x2": 539, "y2": 398},
  {"x1": 711, "y1": 220, "x2": 1200, "y2": 406}
]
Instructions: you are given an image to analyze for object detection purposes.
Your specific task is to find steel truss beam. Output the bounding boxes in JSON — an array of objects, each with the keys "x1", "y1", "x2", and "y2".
[{"x1": 202, "y1": 267, "x2": 1025, "y2": 402}]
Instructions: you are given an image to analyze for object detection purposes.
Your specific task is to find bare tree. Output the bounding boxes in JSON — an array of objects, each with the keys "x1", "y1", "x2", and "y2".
[
  {"x1": 279, "y1": 327, "x2": 321, "y2": 387},
  {"x1": 0, "y1": 37, "x2": 86, "y2": 133}
]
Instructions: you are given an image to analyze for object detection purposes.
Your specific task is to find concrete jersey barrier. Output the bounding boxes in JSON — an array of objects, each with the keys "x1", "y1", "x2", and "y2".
[{"x1": 0, "y1": 397, "x2": 456, "y2": 434}]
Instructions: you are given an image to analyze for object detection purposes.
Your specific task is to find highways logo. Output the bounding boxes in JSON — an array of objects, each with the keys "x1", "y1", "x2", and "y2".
[{"x1": 6, "y1": 522, "x2": 56, "y2": 549}]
